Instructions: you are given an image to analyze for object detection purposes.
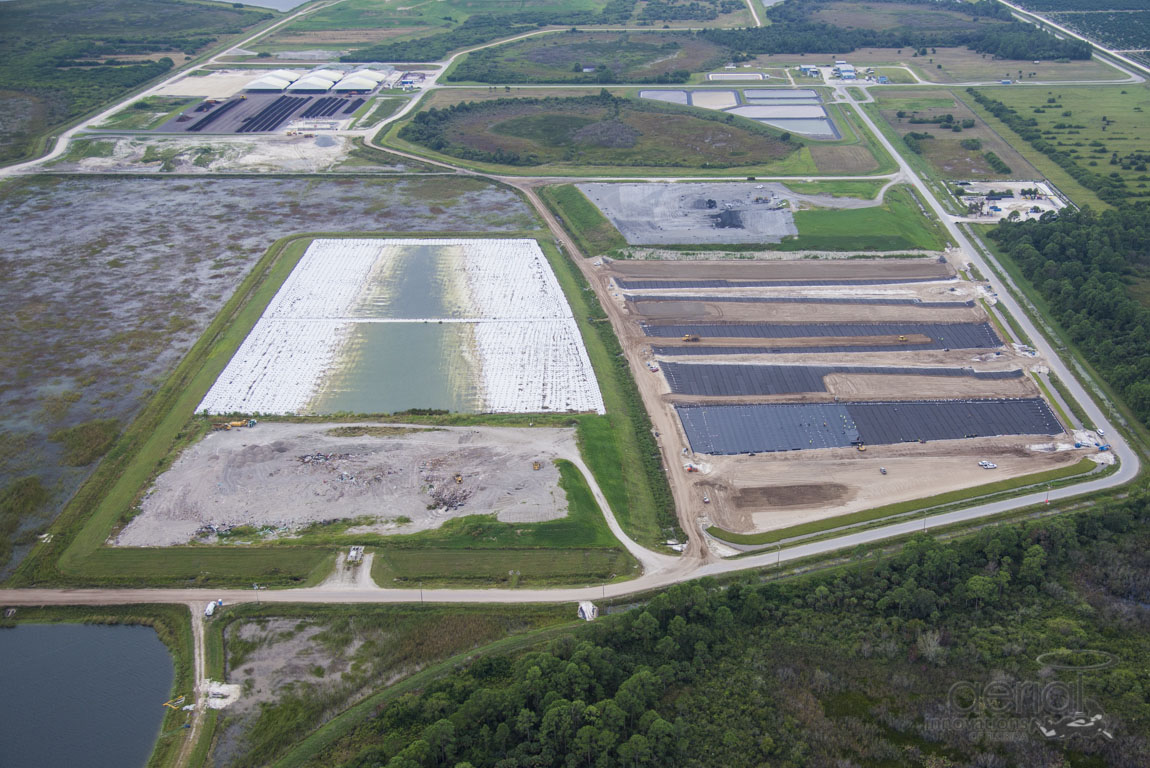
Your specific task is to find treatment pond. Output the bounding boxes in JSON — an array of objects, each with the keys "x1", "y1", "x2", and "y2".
[{"x1": 0, "y1": 623, "x2": 175, "y2": 767}]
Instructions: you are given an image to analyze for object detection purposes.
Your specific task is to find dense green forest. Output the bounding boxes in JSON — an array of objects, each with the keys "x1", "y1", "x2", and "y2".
[
  {"x1": 307, "y1": 490, "x2": 1150, "y2": 767},
  {"x1": 343, "y1": 0, "x2": 638, "y2": 63},
  {"x1": 637, "y1": 0, "x2": 744, "y2": 23},
  {"x1": 0, "y1": 0, "x2": 271, "y2": 163},
  {"x1": 701, "y1": 0, "x2": 1091, "y2": 60},
  {"x1": 988, "y1": 204, "x2": 1150, "y2": 426}
]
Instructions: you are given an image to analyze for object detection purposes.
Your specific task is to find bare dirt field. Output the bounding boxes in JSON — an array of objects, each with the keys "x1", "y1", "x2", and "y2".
[
  {"x1": 49, "y1": 135, "x2": 425, "y2": 174},
  {"x1": 628, "y1": 298, "x2": 982, "y2": 323},
  {"x1": 116, "y1": 422, "x2": 576, "y2": 546},
  {"x1": 590, "y1": 254, "x2": 1075, "y2": 543},
  {"x1": 700, "y1": 438, "x2": 1091, "y2": 534},
  {"x1": 0, "y1": 175, "x2": 535, "y2": 574},
  {"x1": 151, "y1": 70, "x2": 260, "y2": 99}
]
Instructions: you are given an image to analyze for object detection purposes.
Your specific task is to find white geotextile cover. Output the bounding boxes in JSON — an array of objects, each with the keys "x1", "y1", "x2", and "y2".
[{"x1": 198, "y1": 239, "x2": 605, "y2": 415}]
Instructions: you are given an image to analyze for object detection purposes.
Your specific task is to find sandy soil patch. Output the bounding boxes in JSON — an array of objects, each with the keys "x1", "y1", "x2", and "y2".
[
  {"x1": 151, "y1": 70, "x2": 259, "y2": 98},
  {"x1": 823, "y1": 371, "x2": 1037, "y2": 399},
  {"x1": 51, "y1": 135, "x2": 387, "y2": 174},
  {"x1": 115, "y1": 422, "x2": 576, "y2": 547},
  {"x1": 701, "y1": 438, "x2": 1089, "y2": 534},
  {"x1": 607, "y1": 256, "x2": 953, "y2": 281},
  {"x1": 629, "y1": 299, "x2": 981, "y2": 324}
]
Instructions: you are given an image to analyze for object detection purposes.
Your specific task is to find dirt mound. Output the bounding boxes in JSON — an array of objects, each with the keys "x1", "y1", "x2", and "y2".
[
  {"x1": 572, "y1": 120, "x2": 640, "y2": 148},
  {"x1": 734, "y1": 483, "x2": 850, "y2": 509}
]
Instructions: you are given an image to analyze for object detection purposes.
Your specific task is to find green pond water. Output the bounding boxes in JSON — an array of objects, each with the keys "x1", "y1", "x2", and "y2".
[
  {"x1": 311, "y1": 323, "x2": 483, "y2": 414},
  {"x1": 350, "y1": 243, "x2": 472, "y2": 319}
]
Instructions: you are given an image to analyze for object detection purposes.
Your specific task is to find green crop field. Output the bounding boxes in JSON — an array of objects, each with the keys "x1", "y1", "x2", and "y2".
[
  {"x1": 389, "y1": 92, "x2": 812, "y2": 175},
  {"x1": 448, "y1": 31, "x2": 730, "y2": 84}
]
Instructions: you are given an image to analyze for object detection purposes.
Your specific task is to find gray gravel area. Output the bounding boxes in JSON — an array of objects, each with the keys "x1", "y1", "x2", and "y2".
[
  {"x1": 115, "y1": 422, "x2": 574, "y2": 546},
  {"x1": 577, "y1": 182, "x2": 881, "y2": 245}
]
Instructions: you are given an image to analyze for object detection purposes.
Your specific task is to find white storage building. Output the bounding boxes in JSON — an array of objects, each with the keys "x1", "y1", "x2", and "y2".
[{"x1": 287, "y1": 74, "x2": 338, "y2": 93}]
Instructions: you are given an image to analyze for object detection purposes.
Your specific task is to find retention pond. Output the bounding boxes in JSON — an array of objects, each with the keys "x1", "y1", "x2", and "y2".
[{"x1": 0, "y1": 623, "x2": 174, "y2": 767}]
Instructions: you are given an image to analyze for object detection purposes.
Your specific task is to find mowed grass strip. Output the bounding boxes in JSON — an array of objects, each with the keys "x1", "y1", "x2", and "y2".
[
  {"x1": 787, "y1": 185, "x2": 951, "y2": 251},
  {"x1": 708, "y1": 457, "x2": 1098, "y2": 546},
  {"x1": 539, "y1": 184, "x2": 625, "y2": 256}
]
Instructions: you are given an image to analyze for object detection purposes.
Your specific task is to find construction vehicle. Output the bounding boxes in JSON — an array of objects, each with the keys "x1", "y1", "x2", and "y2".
[
  {"x1": 682, "y1": 334, "x2": 700, "y2": 342},
  {"x1": 454, "y1": 474, "x2": 463, "y2": 484},
  {"x1": 857, "y1": 444, "x2": 867, "y2": 452},
  {"x1": 532, "y1": 461, "x2": 542, "y2": 471},
  {"x1": 898, "y1": 335, "x2": 908, "y2": 342},
  {"x1": 214, "y1": 419, "x2": 258, "y2": 431}
]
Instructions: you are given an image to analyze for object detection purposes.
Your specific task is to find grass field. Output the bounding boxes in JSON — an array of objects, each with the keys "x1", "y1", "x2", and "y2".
[
  {"x1": 968, "y1": 84, "x2": 1150, "y2": 205},
  {"x1": 539, "y1": 184, "x2": 626, "y2": 256},
  {"x1": 254, "y1": 0, "x2": 616, "y2": 55},
  {"x1": 786, "y1": 185, "x2": 951, "y2": 251},
  {"x1": 95, "y1": 96, "x2": 198, "y2": 130},
  {"x1": 873, "y1": 89, "x2": 1039, "y2": 181},
  {"x1": 709, "y1": 457, "x2": 1099, "y2": 546},
  {"x1": 395, "y1": 93, "x2": 803, "y2": 172},
  {"x1": 447, "y1": 31, "x2": 729, "y2": 84},
  {"x1": 296, "y1": 459, "x2": 640, "y2": 587}
]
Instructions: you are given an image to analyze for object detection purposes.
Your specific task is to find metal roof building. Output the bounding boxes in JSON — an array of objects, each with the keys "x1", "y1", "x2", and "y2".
[
  {"x1": 332, "y1": 75, "x2": 378, "y2": 92},
  {"x1": 245, "y1": 75, "x2": 294, "y2": 92},
  {"x1": 286, "y1": 75, "x2": 337, "y2": 92}
]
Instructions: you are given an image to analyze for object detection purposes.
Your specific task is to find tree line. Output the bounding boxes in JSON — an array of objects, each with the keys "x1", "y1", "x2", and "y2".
[
  {"x1": 320, "y1": 490, "x2": 1150, "y2": 768},
  {"x1": 989, "y1": 203, "x2": 1150, "y2": 425},
  {"x1": 700, "y1": 0, "x2": 1090, "y2": 60}
]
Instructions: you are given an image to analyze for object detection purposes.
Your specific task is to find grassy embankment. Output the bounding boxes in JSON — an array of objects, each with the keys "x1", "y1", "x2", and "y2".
[
  {"x1": 708, "y1": 457, "x2": 1099, "y2": 546},
  {"x1": 538, "y1": 238, "x2": 680, "y2": 548},
  {"x1": 12, "y1": 228, "x2": 664, "y2": 587},
  {"x1": 1, "y1": 604, "x2": 194, "y2": 768},
  {"x1": 538, "y1": 184, "x2": 626, "y2": 257}
]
